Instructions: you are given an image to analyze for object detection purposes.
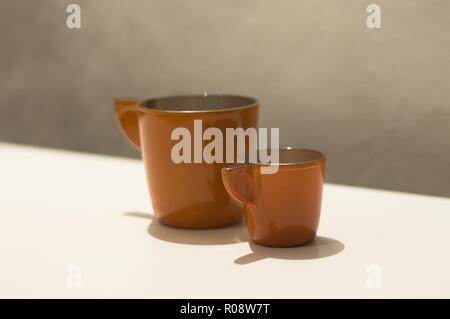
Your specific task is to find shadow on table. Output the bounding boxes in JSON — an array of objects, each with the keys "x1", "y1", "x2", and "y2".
[
  {"x1": 124, "y1": 212, "x2": 344, "y2": 262},
  {"x1": 124, "y1": 212, "x2": 248, "y2": 245},
  {"x1": 234, "y1": 236, "x2": 345, "y2": 265}
]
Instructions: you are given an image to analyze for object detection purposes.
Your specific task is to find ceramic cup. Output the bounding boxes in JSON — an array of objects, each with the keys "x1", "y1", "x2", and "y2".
[
  {"x1": 114, "y1": 95, "x2": 259, "y2": 229},
  {"x1": 221, "y1": 149, "x2": 326, "y2": 247}
]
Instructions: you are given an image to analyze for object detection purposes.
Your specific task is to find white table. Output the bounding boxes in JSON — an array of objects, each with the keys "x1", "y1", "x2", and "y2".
[{"x1": 1, "y1": 142, "x2": 449, "y2": 298}]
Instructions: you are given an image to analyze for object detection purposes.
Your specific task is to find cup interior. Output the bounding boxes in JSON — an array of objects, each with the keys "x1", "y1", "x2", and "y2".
[
  {"x1": 277, "y1": 148, "x2": 325, "y2": 164},
  {"x1": 140, "y1": 95, "x2": 256, "y2": 112},
  {"x1": 244, "y1": 148, "x2": 326, "y2": 165}
]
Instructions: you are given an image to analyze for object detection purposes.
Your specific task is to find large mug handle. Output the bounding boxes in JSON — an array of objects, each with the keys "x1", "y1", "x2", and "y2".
[
  {"x1": 221, "y1": 164, "x2": 255, "y2": 205},
  {"x1": 114, "y1": 98, "x2": 141, "y2": 150}
]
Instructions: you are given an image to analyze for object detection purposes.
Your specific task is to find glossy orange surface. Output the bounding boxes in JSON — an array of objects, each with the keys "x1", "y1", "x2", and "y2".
[
  {"x1": 222, "y1": 149, "x2": 326, "y2": 247},
  {"x1": 115, "y1": 95, "x2": 259, "y2": 229}
]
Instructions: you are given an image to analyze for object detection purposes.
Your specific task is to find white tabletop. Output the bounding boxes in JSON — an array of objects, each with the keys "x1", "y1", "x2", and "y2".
[{"x1": 1, "y1": 142, "x2": 449, "y2": 298}]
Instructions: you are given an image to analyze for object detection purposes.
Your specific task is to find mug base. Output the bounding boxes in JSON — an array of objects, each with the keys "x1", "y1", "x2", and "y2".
[{"x1": 157, "y1": 216, "x2": 243, "y2": 230}]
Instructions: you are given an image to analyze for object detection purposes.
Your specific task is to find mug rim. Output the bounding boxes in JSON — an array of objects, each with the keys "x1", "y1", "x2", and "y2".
[
  {"x1": 137, "y1": 94, "x2": 259, "y2": 114},
  {"x1": 222, "y1": 148, "x2": 326, "y2": 170}
]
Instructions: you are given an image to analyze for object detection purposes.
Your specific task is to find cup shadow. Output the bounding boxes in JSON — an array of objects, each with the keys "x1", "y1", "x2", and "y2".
[
  {"x1": 234, "y1": 236, "x2": 345, "y2": 265},
  {"x1": 124, "y1": 212, "x2": 345, "y2": 262},
  {"x1": 124, "y1": 212, "x2": 249, "y2": 245}
]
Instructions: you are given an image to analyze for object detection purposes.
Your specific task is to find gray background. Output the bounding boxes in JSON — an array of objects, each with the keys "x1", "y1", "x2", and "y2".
[{"x1": 1, "y1": 0, "x2": 449, "y2": 197}]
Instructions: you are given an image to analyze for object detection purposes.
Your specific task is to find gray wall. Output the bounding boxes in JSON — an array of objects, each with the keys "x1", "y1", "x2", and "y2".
[{"x1": 1, "y1": 0, "x2": 449, "y2": 197}]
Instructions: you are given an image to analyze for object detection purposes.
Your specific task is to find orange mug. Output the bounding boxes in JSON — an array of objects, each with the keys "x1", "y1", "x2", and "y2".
[
  {"x1": 114, "y1": 95, "x2": 259, "y2": 229},
  {"x1": 222, "y1": 149, "x2": 326, "y2": 247}
]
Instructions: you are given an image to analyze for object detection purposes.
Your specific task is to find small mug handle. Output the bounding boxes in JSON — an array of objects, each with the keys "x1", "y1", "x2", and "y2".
[
  {"x1": 221, "y1": 164, "x2": 255, "y2": 205},
  {"x1": 114, "y1": 98, "x2": 141, "y2": 150}
]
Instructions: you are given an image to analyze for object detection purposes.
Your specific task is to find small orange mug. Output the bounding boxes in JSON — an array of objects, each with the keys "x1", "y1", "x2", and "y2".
[
  {"x1": 222, "y1": 149, "x2": 326, "y2": 247},
  {"x1": 115, "y1": 95, "x2": 259, "y2": 229}
]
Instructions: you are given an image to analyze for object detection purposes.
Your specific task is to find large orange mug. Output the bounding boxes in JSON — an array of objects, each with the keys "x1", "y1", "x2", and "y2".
[
  {"x1": 114, "y1": 95, "x2": 259, "y2": 229},
  {"x1": 222, "y1": 149, "x2": 326, "y2": 247}
]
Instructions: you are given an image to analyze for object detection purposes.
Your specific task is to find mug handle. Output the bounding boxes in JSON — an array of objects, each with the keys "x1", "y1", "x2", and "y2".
[
  {"x1": 221, "y1": 164, "x2": 255, "y2": 205},
  {"x1": 114, "y1": 98, "x2": 141, "y2": 150}
]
